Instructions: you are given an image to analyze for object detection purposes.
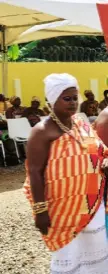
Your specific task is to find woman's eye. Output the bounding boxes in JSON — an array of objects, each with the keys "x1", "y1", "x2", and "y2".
[
  {"x1": 63, "y1": 96, "x2": 78, "y2": 102},
  {"x1": 73, "y1": 96, "x2": 78, "y2": 101},
  {"x1": 63, "y1": 97, "x2": 71, "y2": 101}
]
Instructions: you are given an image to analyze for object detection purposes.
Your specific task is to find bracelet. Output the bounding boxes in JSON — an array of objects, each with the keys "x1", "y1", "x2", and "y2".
[
  {"x1": 33, "y1": 207, "x2": 48, "y2": 215},
  {"x1": 32, "y1": 201, "x2": 48, "y2": 215},
  {"x1": 33, "y1": 201, "x2": 48, "y2": 210}
]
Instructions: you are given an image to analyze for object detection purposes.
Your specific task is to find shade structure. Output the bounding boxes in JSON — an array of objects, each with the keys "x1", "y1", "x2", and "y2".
[
  {"x1": 5, "y1": 0, "x2": 108, "y2": 47},
  {"x1": 0, "y1": 1, "x2": 60, "y2": 46},
  {"x1": 14, "y1": 20, "x2": 102, "y2": 45},
  {"x1": 1, "y1": 0, "x2": 108, "y2": 96},
  {"x1": 0, "y1": 0, "x2": 61, "y2": 96},
  {"x1": 2, "y1": 0, "x2": 107, "y2": 31}
]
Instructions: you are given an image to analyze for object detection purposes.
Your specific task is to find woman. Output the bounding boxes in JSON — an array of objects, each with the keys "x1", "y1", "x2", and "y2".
[
  {"x1": 24, "y1": 73, "x2": 108, "y2": 274},
  {"x1": 22, "y1": 97, "x2": 44, "y2": 126},
  {"x1": 0, "y1": 94, "x2": 7, "y2": 114},
  {"x1": 6, "y1": 96, "x2": 25, "y2": 119},
  {"x1": 80, "y1": 90, "x2": 99, "y2": 117},
  {"x1": 99, "y1": 90, "x2": 108, "y2": 111},
  {"x1": 94, "y1": 106, "x2": 108, "y2": 147}
]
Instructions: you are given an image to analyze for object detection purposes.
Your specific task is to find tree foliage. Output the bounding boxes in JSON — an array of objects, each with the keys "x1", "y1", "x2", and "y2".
[{"x1": 3, "y1": 35, "x2": 108, "y2": 62}]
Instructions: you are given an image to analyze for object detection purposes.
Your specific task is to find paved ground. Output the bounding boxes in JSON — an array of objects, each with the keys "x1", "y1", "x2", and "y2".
[{"x1": 0, "y1": 165, "x2": 50, "y2": 274}]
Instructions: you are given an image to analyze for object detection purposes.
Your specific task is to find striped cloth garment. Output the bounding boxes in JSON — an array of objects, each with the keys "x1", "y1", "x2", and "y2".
[{"x1": 24, "y1": 116, "x2": 108, "y2": 251}]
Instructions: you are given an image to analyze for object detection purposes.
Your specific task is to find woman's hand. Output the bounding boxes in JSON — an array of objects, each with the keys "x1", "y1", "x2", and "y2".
[
  {"x1": 101, "y1": 158, "x2": 108, "y2": 177},
  {"x1": 35, "y1": 211, "x2": 51, "y2": 235}
]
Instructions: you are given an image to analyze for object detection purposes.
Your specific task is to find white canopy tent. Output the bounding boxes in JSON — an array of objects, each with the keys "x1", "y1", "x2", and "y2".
[
  {"x1": 5, "y1": 0, "x2": 108, "y2": 51},
  {"x1": 1, "y1": 0, "x2": 108, "y2": 96},
  {"x1": 0, "y1": 1, "x2": 61, "y2": 46},
  {"x1": 0, "y1": 0, "x2": 61, "y2": 95},
  {"x1": 14, "y1": 20, "x2": 102, "y2": 45},
  {"x1": 3, "y1": 0, "x2": 108, "y2": 32}
]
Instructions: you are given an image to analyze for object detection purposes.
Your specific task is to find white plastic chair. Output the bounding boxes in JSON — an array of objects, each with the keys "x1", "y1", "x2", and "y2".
[
  {"x1": 0, "y1": 140, "x2": 6, "y2": 167},
  {"x1": 7, "y1": 118, "x2": 32, "y2": 163}
]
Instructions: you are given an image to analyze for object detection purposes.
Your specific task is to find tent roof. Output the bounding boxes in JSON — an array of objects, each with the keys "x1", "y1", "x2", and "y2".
[
  {"x1": 4, "y1": 0, "x2": 108, "y2": 32},
  {"x1": 0, "y1": 1, "x2": 60, "y2": 45},
  {"x1": 0, "y1": 0, "x2": 108, "y2": 45},
  {"x1": 0, "y1": 2, "x2": 59, "y2": 27},
  {"x1": 14, "y1": 21, "x2": 102, "y2": 45}
]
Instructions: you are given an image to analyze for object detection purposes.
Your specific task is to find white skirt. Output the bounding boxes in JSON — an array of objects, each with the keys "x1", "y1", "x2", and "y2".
[{"x1": 51, "y1": 203, "x2": 108, "y2": 274}]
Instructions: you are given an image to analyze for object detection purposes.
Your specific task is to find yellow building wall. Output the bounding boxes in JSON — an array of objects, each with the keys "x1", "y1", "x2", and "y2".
[{"x1": 0, "y1": 62, "x2": 108, "y2": 106}]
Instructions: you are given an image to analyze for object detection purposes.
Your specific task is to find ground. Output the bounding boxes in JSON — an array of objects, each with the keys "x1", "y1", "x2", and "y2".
[{"x1": 0, "y1": 165, "x2": 50, "y2": 274}]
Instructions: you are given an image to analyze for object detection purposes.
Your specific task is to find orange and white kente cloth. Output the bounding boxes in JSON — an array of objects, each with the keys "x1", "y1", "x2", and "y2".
[{"x1": 24, "y1": 116, "x2": 107, "y2": 252}]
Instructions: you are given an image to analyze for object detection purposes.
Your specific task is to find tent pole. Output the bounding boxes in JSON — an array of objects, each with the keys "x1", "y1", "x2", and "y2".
[{"x1": 0, "y1": 25, "x2": 8, "y2": 97}]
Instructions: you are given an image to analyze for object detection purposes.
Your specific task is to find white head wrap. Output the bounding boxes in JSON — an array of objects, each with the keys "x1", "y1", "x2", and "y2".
[{"x1": 44, "y1": 73, "x2": 79, "y2": 106}]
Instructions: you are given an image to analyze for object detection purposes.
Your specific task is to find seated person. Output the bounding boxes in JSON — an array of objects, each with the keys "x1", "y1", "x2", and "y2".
[
  {"x1": 5, "y1": 98, "x2": 12, "y2": 109},
  {"x1": 86, "y1": 102, "x2": 98, "y2": 117},
  {"x1": 80, "y1": 90, "x2": 99, "y2": 117},
  {"x1": 22, "y1": 97, "x2": 44, "y2": 126},
  {"x1": 0, "y1": 113, "x2": 7, "y2": 130},
  {"x1": 43, "y1": 106, "x2": 50, "y2": 116},
  {"x1": 99, "y1": 90, "x2": 108, "y2": 111},
  {"x1": 6, "y1": 96, "x2": 25, "y2": 119},
  {"x1": 0, "y1": 94, "x2": 7, "y2": 114}
]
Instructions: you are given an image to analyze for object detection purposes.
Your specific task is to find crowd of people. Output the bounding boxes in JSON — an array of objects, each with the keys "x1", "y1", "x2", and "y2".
[
  {"x1": 0, "y1": 88, "x2": 108, "y2": 166},
  {"x1": 0, "y1": 94, "x2": 49, "y2": 128},
  {"x1": 80, "y1": 89, "x2": 108, "y2": 117},
  {"x1": 0, "y1": 88, "x2": 108, "y2": 127},
  {"x1": 0, "y1": 94, "x2": 49, "y2": 165}
]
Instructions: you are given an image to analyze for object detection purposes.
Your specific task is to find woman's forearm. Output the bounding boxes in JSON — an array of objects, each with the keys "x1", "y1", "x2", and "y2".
[{"x1": 30, "y1": 170, "x2": 45, "y2": 203}]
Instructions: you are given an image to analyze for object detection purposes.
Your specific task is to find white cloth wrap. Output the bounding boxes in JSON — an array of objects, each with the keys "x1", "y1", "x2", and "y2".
[
  {"x1": 44, "y1": 73, "x2": 79, "y2": 106},
  {"x1": 51, "y1": 203, "x2": 108, "y2": 274}
]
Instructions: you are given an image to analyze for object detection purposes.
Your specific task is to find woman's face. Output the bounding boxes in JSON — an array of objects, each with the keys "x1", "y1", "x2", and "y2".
[
  {"x1": 31, "y1": 100, "x2": 40, "y2": 109},
  {"x1": 87, "y1": 104, "x2": 95, "y2": 116},
  {"x1": 54, "y1": 87, "x2": 78, "y2": 118},
  {"x1": 0, "y1": 94, "x2": 5, "y2": 102},
  {"x1": 13, "y1": 98, "x2": 21, "y2": 107}
]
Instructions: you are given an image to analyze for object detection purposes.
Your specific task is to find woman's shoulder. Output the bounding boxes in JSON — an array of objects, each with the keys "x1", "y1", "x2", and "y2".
[
  {"x1": 80, "y1": 100, "x2": 87, "y2": 106},
  {"x1": 29, "y1": 117, "x2": 50, "y2": 136},
  {"x1": 29, "y1": 116, "x2": 62, "y2": 143},
  {"x1": 6, "y1": 106, "x2": 14, "y2": 113}
]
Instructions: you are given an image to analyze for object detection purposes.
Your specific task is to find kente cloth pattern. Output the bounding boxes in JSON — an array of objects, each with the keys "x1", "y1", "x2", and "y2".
[{"x1": 24, "y1": 116, "x2": 108, "y2": 251}]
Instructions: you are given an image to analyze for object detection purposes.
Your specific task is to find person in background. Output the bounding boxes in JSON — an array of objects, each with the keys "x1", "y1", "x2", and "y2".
[
  {"x1": 5, "y1": 97, "x2": 12, "y2": 109},
  {"x1": 6, "y1": 96, "x2": 25, "y2": 119},
  {"x1": 86, "y1": 102, "x2": 98, "y2": 117},
  {"x1": 43, "y1": 106, "x2": 50, "y2": 116},
  {"x1": 80, "y1": 90, "x2": 99, "y2": 117},
  {"x1": 84, "y1": 102, "x2": 97, "y2": 124},
  {"x1": 24, "y1": 73, "x2": 108, "y2": 274},
  {"x1": 22, "y1": 97, "x2": 44, "y2": 126},
  {"x1": 0, "y1": 113, "x2": 7, "y2": 130},
  {"x1": 94, "y1": 107, "x2": 108, "y2": 231},
  {"x1": 99, "y1": 90, "x2": 108, "y2": 111},
  {"x1": 0, "y1": 94, "x2": 7, "y2": 114},
  {"x1": 94, "y1": 106, "x2": 108, "y2": 147}
]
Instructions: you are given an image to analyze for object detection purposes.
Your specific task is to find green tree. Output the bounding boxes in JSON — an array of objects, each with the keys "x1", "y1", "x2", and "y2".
[{"x1": 4, "y1": 35, "x2": 108, "y2": 62}]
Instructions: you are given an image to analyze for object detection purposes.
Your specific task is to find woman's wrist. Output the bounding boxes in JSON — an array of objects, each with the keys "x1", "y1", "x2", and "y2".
[{"x1": 32, "y1": 201, "x2": 48, "y2": 215}]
